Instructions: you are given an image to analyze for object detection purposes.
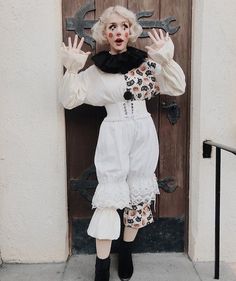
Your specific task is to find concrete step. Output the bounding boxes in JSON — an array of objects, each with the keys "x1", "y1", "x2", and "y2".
[{"x1": 0, "y1": 253, "x2": 235, "y2": 281}]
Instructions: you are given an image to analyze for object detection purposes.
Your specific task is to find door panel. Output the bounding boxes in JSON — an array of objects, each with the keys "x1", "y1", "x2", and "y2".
[
  {"x1": 61, "y1": 0, "x2": 192, "y2": 254},
  {"x1": 158, "y1": 0, "x2": 190, "y2": 217}
]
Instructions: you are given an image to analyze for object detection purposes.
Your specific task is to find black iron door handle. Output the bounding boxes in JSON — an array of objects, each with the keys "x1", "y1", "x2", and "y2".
[{"x1": 161, "y1": 101, "x2": 180, "y2": 125}]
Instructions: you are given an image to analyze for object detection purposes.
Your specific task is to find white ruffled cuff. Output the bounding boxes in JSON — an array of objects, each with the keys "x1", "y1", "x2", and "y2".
[
  {"x1": 92, "y1": 181, "x2": 130, "y2": 209},
  {"x1": 61, "y1": 48, "x2": 89, "y2": 74},
  {"x1": 147, "y1": 38, "x2": 174, "y2": 66},
  {"x1": 87, "y1": 208, "x2": 121, "y2": 240}
]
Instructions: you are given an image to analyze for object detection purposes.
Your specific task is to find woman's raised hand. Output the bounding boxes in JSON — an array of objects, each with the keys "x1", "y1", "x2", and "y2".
[
  {"x1": 62, "y1": 35, "x2": 91, "y2": 55},
  {"x1": 61, "y1": 35, "x2": 91, "y2": 73},
  {"x1": 145, "y1": 28, "x2": 170, "y2": 52}
]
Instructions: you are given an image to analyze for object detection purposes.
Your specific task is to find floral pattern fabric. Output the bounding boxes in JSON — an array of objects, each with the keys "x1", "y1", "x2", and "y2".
[
  {"x1": 123, "y1": 202, "x2": 154, "y2": 229},
  {"x1": 124, "y1": 60, "x2": 161, "y2": 101}
]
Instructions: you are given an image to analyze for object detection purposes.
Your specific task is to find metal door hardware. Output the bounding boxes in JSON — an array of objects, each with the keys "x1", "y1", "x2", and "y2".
[
  {"x1": 66, "y1": 2, "x2": 180, "y2": 49},
  {"x1": 161, "y1": 101, "x2": 180, "y2": 125}
]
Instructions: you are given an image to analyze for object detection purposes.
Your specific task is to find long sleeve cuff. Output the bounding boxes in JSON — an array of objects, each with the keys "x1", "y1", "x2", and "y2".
[
  {"x1": 148, "y1": 38, "x2": 186, "y2": 96},
  {"x1": 87, "y1": 208, "x2": 121, "y2": 240},
  {"x1": 156, "y1": 60, "x2": 186, "y2": 96},
  {"x1": 58, "y1": 70, "x2": 87, "y2": 109},
  {"x1": 148, "y1": 38, "x2": 174, "y2": 66},
  {"x1": 61, "y1": 48, "x2": 89, "y2": 74}
]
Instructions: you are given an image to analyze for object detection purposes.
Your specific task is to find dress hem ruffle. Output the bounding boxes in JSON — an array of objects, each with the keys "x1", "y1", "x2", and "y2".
[{"x1": 92, "y1": 174, "x2": 159, "y2": 209}]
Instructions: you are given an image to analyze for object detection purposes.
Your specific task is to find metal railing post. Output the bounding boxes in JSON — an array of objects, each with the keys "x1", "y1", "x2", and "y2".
[
  {"x1": 214, "y1": 147, "x2": 221, "y2": 279},
  {"x1": 203, "y1": 140, "x2": 236, "y2": 280}
]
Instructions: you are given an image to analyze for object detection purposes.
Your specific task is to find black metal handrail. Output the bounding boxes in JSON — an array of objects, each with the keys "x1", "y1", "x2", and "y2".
[{"x1": 203, "y1": 140, "x2": 236, "y2": 279}]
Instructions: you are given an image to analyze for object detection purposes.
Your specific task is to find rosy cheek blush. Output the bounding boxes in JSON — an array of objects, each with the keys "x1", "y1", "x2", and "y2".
[
  {"x1": 108, "y1": 33, "x2": 113, "y2": 38},
  {"x1": 125, "y1": 32, "x2": 129, "y2": 38}
]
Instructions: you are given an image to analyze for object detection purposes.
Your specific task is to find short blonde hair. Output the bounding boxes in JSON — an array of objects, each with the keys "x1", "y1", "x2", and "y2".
[{"x1": 91, "y1": 6, "x2": 143, "y2": 45}]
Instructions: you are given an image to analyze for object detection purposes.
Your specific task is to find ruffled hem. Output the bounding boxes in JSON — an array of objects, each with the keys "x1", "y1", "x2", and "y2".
[
  {"x1": 92, "y1": 181, "x2": 130, "y2": 209},
  {"x1": 87, "y1": 208, "x2": 121, "y2": 239},
  {"x1": 127, "y1": 174, "x2": 160, "y2": 206}
]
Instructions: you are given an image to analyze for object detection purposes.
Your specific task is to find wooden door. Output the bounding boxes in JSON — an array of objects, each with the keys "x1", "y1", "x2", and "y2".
[{"x1": 62, "y1": 0, "x2": 191, "y2": 255}]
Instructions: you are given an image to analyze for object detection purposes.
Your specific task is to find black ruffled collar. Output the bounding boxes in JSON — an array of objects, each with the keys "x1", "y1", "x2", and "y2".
[{"x1": 91, "y1": 46, "x2": 148, "y2": 74}]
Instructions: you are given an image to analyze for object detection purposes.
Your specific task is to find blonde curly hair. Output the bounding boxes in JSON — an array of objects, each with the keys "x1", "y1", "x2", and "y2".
[{"x1": 91, "y1": 6, "x2": 143, "y2": 45}]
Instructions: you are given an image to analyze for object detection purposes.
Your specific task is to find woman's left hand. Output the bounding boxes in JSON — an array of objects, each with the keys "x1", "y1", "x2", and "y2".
[{"x1": 145, "y1": 28, "x2": 170, "y2": 52}]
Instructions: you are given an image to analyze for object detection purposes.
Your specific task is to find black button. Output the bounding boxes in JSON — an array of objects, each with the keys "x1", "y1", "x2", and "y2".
[{"x1": 123, "y1": 91, "x2": 133, "y2": 100}]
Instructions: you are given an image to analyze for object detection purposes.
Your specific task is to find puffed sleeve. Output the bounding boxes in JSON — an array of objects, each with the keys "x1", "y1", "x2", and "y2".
[
  {"x1": 148, "y1": 38, "x2": 186, "y2": 96},
  {"x1": 59, "y1": 46, "x2": 91, "y2": 109},
  {"x1": 59, "y1": 69, "x2": 89, "y2": 109}
]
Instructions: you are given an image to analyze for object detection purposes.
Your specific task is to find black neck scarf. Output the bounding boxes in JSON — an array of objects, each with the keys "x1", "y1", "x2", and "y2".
[{"x1": 91, "y1": 46, "x2": 148, "y2": 74}]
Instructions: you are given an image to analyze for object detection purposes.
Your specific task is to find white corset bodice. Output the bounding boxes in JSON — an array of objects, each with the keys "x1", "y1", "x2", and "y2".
[{"x1": 104, "y1": 100, "x2": 149, "y2": 121}]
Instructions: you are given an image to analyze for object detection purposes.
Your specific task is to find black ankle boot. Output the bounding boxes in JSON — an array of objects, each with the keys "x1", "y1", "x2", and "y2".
[
  {"x1": 94, "y1": 256, "x2": 110, "y2": 281},
  {"x1": 118, "y1": 241, "x2": 133, "y2": 281}
]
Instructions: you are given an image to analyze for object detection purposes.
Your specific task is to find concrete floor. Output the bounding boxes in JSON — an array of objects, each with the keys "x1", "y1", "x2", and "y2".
[{"x1": 0, "y1": 253, "x2": 236, "y2": 281}]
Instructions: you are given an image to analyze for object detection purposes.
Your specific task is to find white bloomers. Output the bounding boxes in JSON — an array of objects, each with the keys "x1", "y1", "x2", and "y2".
[{"x1": 87, "y1": 101, "x2": 160, "y2": 239}]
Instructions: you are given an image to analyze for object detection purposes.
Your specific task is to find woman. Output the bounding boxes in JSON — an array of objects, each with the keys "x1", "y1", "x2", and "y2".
[{"x1": 59, "y1": 5, "x2": 185, "y2": 281}]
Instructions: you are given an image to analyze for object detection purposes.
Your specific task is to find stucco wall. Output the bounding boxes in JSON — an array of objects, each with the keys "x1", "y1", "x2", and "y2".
[
  {"x1": 189, "y1": 0, "x2": 236, "y2": 262},
  {"x1": 0, "y1": 1, "x2": 69, "y2": 262}
]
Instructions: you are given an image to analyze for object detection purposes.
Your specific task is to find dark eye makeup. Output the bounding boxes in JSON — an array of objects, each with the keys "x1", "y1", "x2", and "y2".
[
  {"x1": 108, "y1": 22, "x2": 129, "y2": 30},
  {"x1": 108, "y1": 24, "x2": 116, "y2": 30}
]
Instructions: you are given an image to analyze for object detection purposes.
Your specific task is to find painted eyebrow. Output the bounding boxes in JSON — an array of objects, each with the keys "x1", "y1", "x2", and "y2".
[{"x1": 108, "y1": 21, "x2": 129, "y2": 25}]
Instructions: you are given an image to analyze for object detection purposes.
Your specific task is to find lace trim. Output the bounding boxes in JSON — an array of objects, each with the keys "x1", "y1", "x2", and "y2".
[
  {"x1": 128, "y1": 174, "x2": 160, "y2": 206},
  {"x1": 92, "y1": 181, "x2": 130, "y2": 209},
  {"x1": 92, "y1": 175, "x2": 160, "y2": 209}
]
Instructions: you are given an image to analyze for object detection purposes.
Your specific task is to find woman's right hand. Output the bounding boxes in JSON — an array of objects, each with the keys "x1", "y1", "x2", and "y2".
[{"x1": 61, "y1": 35, "x2": 91, "y2": 73}]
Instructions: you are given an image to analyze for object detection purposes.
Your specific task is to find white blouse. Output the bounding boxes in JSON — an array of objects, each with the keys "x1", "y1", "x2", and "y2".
[{"x1": 59, "y1": 38, "x2": 186, "y2": 109}]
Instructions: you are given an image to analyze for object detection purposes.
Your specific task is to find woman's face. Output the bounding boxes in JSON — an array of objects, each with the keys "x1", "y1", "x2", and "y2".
[{"x1": 104, "y1": 13, "x2": 130, "y2": 54}]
